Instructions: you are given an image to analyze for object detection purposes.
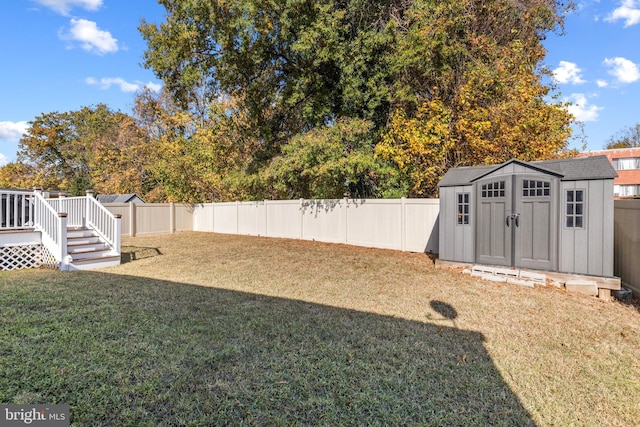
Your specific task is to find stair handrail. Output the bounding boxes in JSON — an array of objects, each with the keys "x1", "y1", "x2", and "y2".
[
  {"x1": 32, "y1": 189, "x2": 69, "y2": 270},
  {"x1": 85, "y1": 190, "x2": 121, "y2": 254}
]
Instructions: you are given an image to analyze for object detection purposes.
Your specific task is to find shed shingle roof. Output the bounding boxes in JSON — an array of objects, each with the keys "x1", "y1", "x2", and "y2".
[
  {"x1": 96, "y1": 194, "x2": 145, "y2": 203},
  {"x1": 438, "y1": 156, "x2": 617, "y2": 187}
]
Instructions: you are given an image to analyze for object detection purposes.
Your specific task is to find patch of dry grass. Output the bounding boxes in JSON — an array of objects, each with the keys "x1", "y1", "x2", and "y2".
[
  {"x1": 117, "y1": 232, "x2": 640, "y2": 426},
  {"x1": 2, "y1": 231, "x2": 639, "y2": 426}
]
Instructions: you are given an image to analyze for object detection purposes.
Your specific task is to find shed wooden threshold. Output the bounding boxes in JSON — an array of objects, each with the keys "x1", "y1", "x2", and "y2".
[{"x1": 435, "y1": 259, "x2": 621, "y2": 301}]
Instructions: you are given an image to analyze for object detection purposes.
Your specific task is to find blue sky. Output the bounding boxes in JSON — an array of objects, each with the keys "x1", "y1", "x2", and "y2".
[{"x1": 0, "y1": 0, "x2": 639, "y2": 166}]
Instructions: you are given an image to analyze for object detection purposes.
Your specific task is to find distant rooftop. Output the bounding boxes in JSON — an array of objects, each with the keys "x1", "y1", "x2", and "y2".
[{"x1": 96, "y1": 194, "x2": 145, "y2": 204}]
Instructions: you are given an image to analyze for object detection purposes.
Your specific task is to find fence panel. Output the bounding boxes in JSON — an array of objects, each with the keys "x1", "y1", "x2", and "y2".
[
  {"x1": 193, "y1": 204, "x2": 214, "y2": 232},
  {"x1": 174, "y1": 204, "x2": 195, "y2": 232},
  {"x1": 212, "y1": 202, "x2": 239, "y2": 234},
  {"x1": 238, "y1": 202, "x2": 266, "y2": 236},
  {"x1": 301, "y1": 199, "x2": 347, "y2": 244},
  {"x1": 404, "y1": 199, "x2": 440, "y2": 253},
  {"x1": 265, "y1": 200, "x2": 302, "y2": 239},
  {"x1": 614, "y1": 199, "x2": 640, "y2": 295},
  {"x1": 346, "y1": 199, "x2": 403, "y2": 250}
]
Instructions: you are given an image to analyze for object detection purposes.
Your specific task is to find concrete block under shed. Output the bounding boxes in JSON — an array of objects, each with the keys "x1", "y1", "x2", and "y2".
[
  {"x1": 507, "y1": 277, "x2": 535, "y2": 288},
  {"x1": 565, "y1": 279, "x2": 598, "y2": 297},
  {"x1": 519, "y1": 270, "x2": 546, "y2": 285}
]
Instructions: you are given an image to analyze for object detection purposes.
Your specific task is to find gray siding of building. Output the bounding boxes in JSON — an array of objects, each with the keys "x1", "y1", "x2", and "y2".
[
  {"x1": 439, "y1": 185, "x2": 475, "y2": 263},
  {"x1": 558, "y1": 179, "x2": 614, "y2": 277}
]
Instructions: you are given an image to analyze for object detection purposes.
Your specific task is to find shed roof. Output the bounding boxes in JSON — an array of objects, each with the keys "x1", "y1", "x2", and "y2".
[
  {"x1": 96, "y1": 194, "x2": 145, "y2": 204},
  {"x1": 438, "y1": 156, "x2": 617, "y2": 187}
]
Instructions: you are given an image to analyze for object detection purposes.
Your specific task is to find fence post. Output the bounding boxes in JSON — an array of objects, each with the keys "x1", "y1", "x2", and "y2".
[
  {"x1": 401, "y1": 197, "x2": 407, "y2": 252},
  {"x1": 129, "y1": 202, "x2": 136, "y2": 237},
  {"x1": 264, "y1": 200, "x2": 268, "y2": 237},
  {"x1": 236, "y1": 201, "x2": 240, "y2": 235},
  {"x1": 170, "y1": 202, "x2": 176, "y2": 233},
  {"x1": 299, "y1": 198, "x2": 304, "y2": 240},
  {"x1": 344, "y1": 197, "x2": 349, "y2": 244},
  {"x1": 58, "y1": 212, "x2": 69, "y2": 271}
]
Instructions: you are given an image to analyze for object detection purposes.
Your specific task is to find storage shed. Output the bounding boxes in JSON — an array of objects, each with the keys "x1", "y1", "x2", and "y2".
[{"x1": 438, "y1": 156, "x2": 618, "y2": 278}]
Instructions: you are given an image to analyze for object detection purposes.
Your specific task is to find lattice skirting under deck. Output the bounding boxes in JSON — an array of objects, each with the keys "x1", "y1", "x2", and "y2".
[{"x1": 0, "y1": 244, "x2": 58, "y2": 271}]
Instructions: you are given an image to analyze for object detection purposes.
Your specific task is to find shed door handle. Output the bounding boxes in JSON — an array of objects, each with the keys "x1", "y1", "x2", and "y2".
[{"x1": 506, "y1": 214, "x2": 520, "y2": 227}]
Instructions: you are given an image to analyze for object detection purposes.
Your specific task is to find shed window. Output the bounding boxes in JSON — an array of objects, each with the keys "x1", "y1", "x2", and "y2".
[
  {"x1": 566, "y1": 189, "x2": 584, "y2": 228},
  {"x1": 523, "y1": 180, "x2": 550, "y2": 197},
  {"x1": 457, "y1": 193, "x2": 470, "y2": 225},
  {"x1": 481, "y1": 181, "x2": 505, "y2": 198}
]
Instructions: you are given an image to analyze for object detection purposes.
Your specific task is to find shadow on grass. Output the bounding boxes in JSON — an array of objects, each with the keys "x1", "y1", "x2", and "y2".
[
  {"x1": 120, "y1": 245, "x2": 162, "y2": 264},
  {"x1": 0, "y1": 271, "x2": 535, "y2": 426}
]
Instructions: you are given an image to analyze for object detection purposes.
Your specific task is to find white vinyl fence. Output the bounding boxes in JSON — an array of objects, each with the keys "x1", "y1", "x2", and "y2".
[
  {"x1": 193, "y1": 198, "x2": 440, "y2": 253},
  {"x1": 104, "y1": 198, "x2": 440, "y2": 253},
  {"x1": 98, "y1": 197, "x2": 640, "y2": 294}
]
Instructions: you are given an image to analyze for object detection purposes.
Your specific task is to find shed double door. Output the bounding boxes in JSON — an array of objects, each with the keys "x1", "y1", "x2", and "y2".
[{"x1": 476, "y1": 175, "x2": 557, "y2": 271}]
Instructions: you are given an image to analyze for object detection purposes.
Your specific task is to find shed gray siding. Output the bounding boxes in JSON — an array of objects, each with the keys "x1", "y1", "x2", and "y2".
[
  {"x1": 559, "y1": 179, "x2": 614, "y2": 277},
  {"x1": 439, "y1": 185, "x2": 474, "y2": 263},
  {"x1": 438, "y1": 156, "x2": 616, "y2": 278}
]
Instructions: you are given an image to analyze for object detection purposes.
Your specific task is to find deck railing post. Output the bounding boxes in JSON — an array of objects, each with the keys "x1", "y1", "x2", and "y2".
[
  {"x1": 85, "y1": 189, "x2": 94, "y2": 228},
  {"x1": 58, "y1": 212, "x2": 69, "y2": 270},
  {"x1": 114, "y1": 214, "x2": 122, "y2": 254}
]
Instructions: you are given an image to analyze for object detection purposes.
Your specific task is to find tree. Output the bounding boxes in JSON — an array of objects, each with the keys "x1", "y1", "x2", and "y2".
[
  {"x1": 16, "y1": 104, "x2": 152, "y2": 197},
  {"x1": 261, "y1": 118, "x2": 405, "y2": 199},
  {"x1": 132, "y1": 88, "x2": 259, "y2": 202},
  {"x1": 604, "y1": 124, "x2": 640, "y2": 149},
  {"x1": 376, "y1": 0, "x2": 574, "y2": 196},
  {"x1": 140, "y1": 0, "x2": 575, "y2": 199},
  {"x1": 0, "y1": 162, "x2": 37, "y2": 190}
]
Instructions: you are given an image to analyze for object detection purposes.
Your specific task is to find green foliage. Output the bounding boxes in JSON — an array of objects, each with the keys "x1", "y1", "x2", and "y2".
[
  {"x1": 0, "y1": 0, "x2": 576, "y2": 202},
  {"x1": 261, "y1": 118, "x2": 405, "y2": 199},
  {"x1": 138, "y1": 0, "x2": 575, "y2": 200}
]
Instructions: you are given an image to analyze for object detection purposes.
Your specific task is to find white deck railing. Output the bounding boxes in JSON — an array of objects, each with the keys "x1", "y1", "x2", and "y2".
[
  {"x1": 4, "y1": 189, "x2": 121, "y2": 270},
  {"x1": 0, "y1": 190, "x2": 34, "y2": 230},
  {"x1": 85, "y1": 191, "x2": 121, "y2": 253},
  {"x1": 32, "y1": 190, "x2": 69, "y2": 269},
  {"x1": 48, "y1": 196, "x2": 86, "y2": 228}
]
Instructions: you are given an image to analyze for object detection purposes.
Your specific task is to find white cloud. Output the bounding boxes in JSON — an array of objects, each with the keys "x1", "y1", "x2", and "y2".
[
  {"x1": 566, "y1": 93, "x2": 603, "y2": 122},
  {"x1": 86, "y1": 77, "x2": 163, "y2": 93},
  {"x1": 605, "y1": 0, "x2": 640, "y2": 27},
  {"x1": 0, "y1": 121, "x2": 29, "y2": 142},
  {"x1": 145, "y1": 82, "x2": 163, "y2": 93},
  {"x1": 32, "y1": 0, "x2": 102, "y2": 16},
  {"x1": 552, "y1": 61, "x2": 586, "y2": 84},
  {"x1": 596, "y1": 79, "x2": 609, "y2": 88},
  {"x1": 60, "y1": 18, "x2": 118, "y2": 55},
  {"x1": 604, "y1": 57, "x2": 640, "y2": 83},
  {"x1": 0, "y1": 153, "x2": 8, "y2": 166}
]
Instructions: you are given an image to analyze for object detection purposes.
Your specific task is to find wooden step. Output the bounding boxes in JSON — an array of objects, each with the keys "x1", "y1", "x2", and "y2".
[
  {"x1": 67, "y1": 236, "x2": 101, "y2": 246},
  {"x1": 67, "y1": 242, "x2": 110, "y2": 254},
  {"x1": 69, "y1": 254, "x2": 121, "y2": 271},
  {"x1": 70, "y1": 248, "x2": 115, "y2": 261},
  {"x1": 67, "y1": 229, "x2": 96, "y2": 239},
  {"x1": 64, "y1": 226, "x2": 121, "y2": 270}
]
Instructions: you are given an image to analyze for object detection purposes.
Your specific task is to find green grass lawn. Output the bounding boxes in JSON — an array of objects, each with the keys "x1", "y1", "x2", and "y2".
[{"x1": 1, "y1": 232, "x2": 639, "y2": 426}]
